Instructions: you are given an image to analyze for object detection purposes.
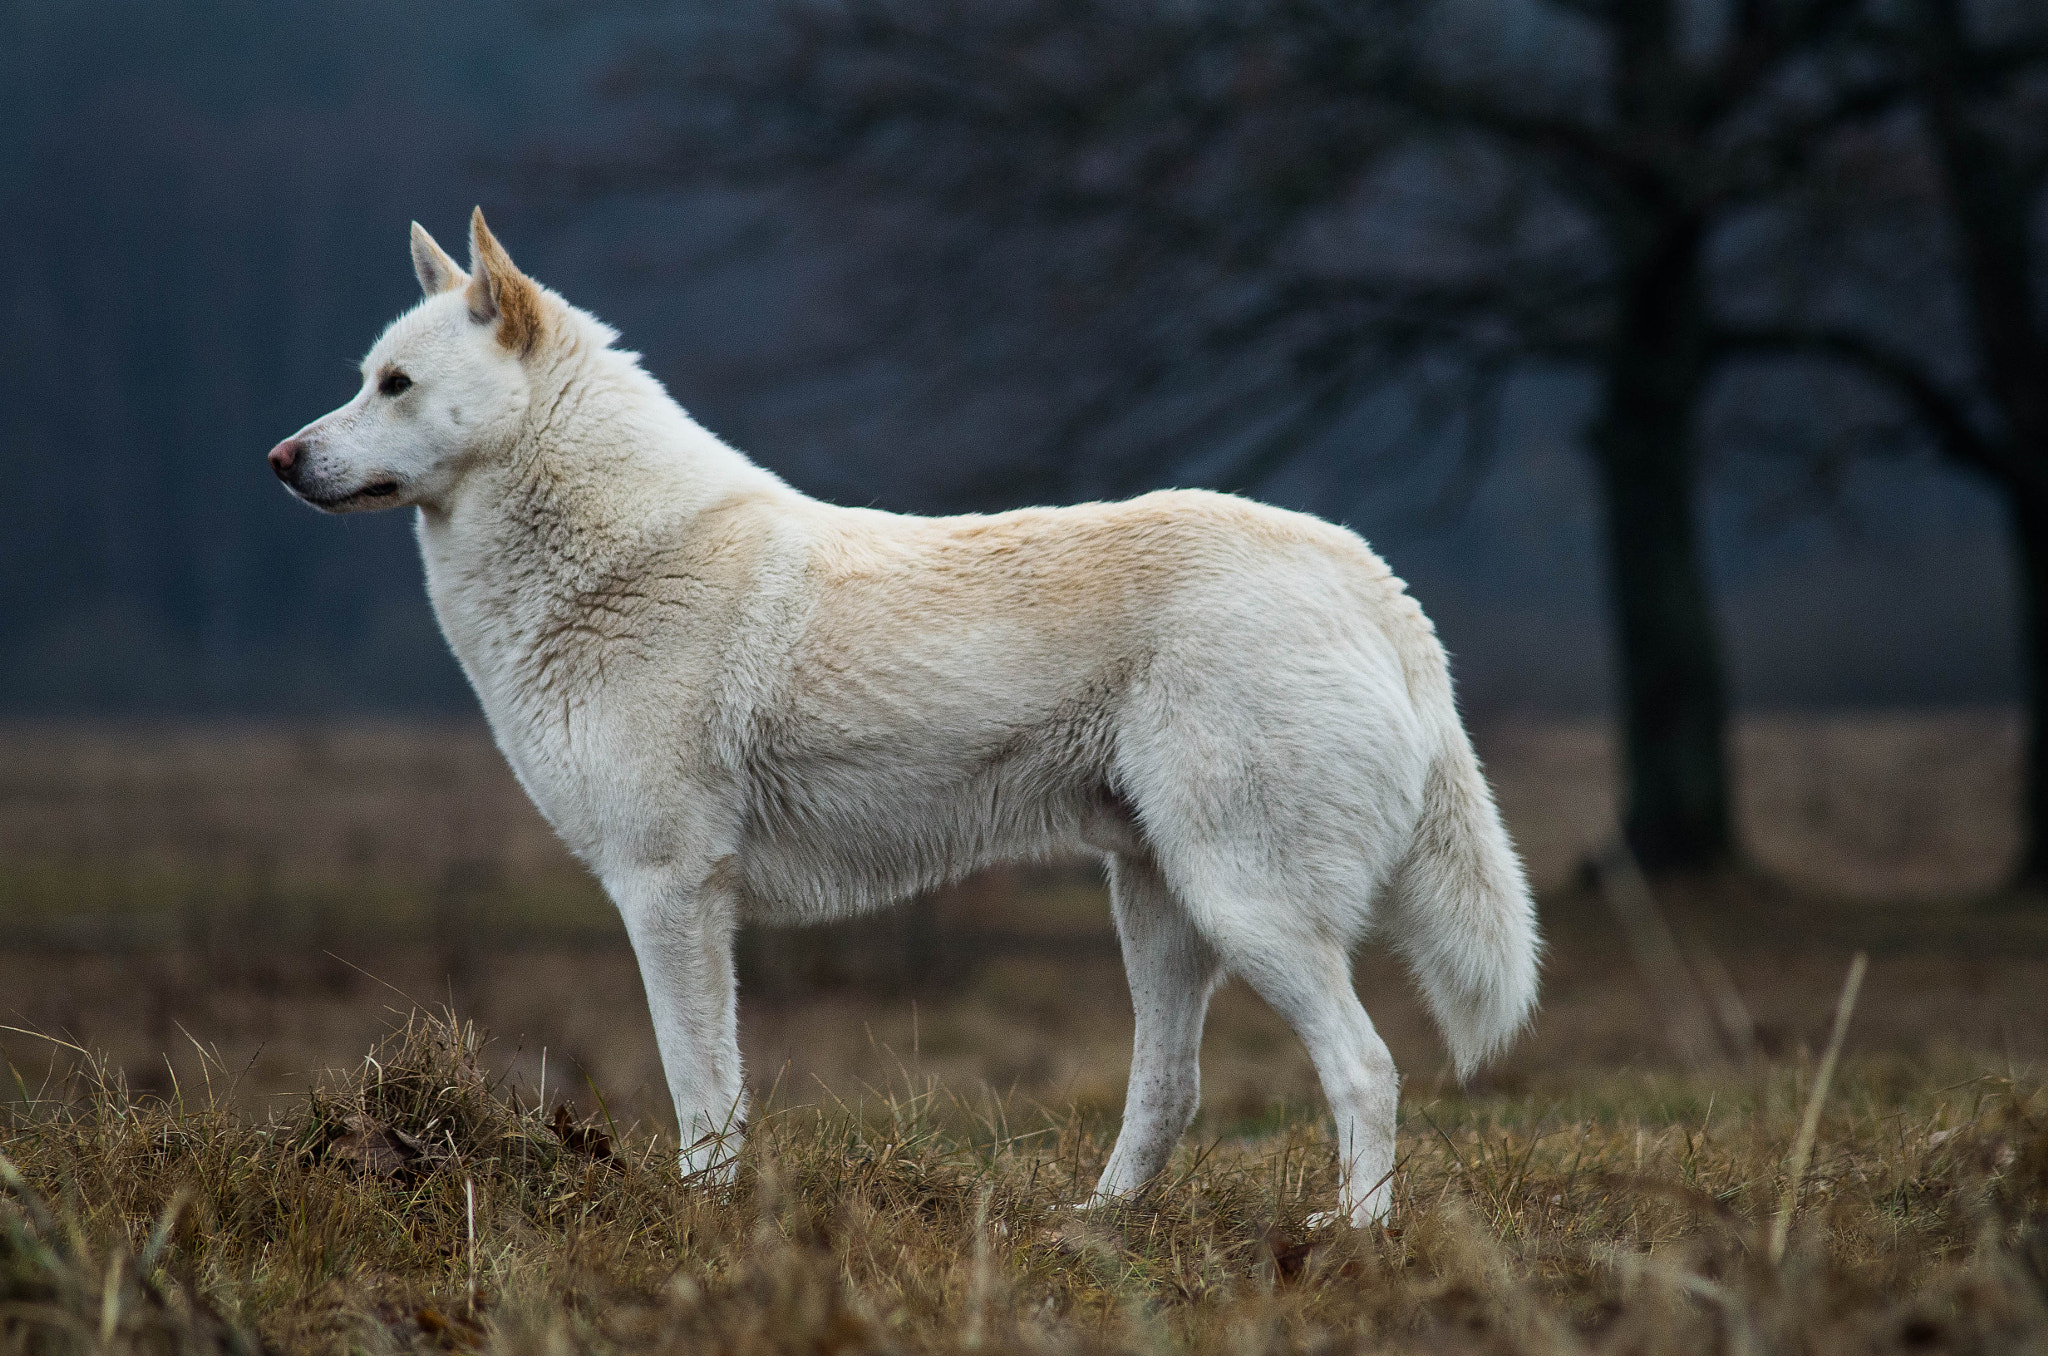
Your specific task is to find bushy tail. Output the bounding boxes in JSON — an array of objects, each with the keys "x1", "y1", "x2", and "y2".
[{"x1": 1387, "y1": 724, "x2": 1541, "y2": 1080}]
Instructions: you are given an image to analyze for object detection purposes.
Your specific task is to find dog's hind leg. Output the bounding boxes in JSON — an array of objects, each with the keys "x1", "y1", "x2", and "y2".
[
  {"x1": 1092, "y1": 852, "x2": 1223, "y2": 1202},
  {"x1": 1210, "y1": 920, "x2": 1399, "y2": 1226},
  {"x1": 610, "y1": 860, "x2": 748, "y2": 1180}
]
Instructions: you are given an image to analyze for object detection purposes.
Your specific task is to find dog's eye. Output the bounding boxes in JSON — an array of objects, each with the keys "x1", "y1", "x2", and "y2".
[{"x1": 378, "y1": 370, "x2": 413, "y2": 397}]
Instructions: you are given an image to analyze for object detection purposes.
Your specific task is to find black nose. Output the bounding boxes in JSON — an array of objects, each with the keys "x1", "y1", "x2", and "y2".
[{"x1": 268, "y1": 438, "x2": 303, "y2": 481}]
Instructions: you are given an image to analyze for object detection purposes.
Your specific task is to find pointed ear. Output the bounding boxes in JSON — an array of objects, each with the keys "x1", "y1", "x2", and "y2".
[
  {"x1": 464, "y1": 207, "x2": 546, "y2": 356},
  {"x1": 410, "y1": 221, "x2": 465, "y2": 296}
]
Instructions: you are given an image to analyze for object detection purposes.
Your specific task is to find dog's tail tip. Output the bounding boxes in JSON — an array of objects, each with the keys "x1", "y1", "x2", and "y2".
[{"x1": 1393, "y1": 751, "x2": 1542, "y2": 1081}]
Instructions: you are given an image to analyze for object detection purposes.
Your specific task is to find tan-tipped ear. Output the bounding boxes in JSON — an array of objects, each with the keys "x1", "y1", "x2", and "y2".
[
  {"x1": 411, "y1": 221, "x2": 465, "y2": 296},
  {"x1": 464, "y1": 207, "x2": 546, "y2": 356}
]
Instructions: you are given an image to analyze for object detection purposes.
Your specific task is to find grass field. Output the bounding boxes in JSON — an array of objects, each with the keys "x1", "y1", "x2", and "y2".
[
  {"x1": 4, "y1": 991, "x2": 2045, "y2": 1354},
  {"x1": 4, "y1": 714, "x2": 2047, "y2": 1352}
]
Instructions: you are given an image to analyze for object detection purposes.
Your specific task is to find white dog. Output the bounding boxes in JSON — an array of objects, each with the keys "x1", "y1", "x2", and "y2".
[{"x1": 270, "y1": 210, "x2": 1538, "y2": 1225}]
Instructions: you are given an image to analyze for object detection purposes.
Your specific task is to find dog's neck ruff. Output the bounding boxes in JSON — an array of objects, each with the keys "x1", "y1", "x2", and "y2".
[{"x1": 413, "y1": 312, "x2": 794, "y2": 766}]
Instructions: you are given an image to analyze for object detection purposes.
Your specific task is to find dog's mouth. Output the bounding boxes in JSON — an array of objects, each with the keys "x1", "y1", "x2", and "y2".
[{"x1": 304, "y1": 479, "x2": 402, "y2": 510}]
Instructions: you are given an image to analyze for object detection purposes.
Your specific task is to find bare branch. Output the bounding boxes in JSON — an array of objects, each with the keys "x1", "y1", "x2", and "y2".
[
  {"x1": 1700, "y1": 0, "x2": 1869, "y2": 126},
  {"x1": 1717, "y1": 323, "x2": 2035, "y2": 490}
]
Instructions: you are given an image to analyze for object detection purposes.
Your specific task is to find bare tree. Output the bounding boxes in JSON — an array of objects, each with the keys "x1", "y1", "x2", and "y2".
[
  {"x1": 1346, "y1": 0, "x2": 1900, "y2": 870},
  {"x1": 1724, "y1": 0, "x2": 2048, "y2": 883},
  {"x1": 603, "y1": 0, "x2": 1902, "y2": 872}
]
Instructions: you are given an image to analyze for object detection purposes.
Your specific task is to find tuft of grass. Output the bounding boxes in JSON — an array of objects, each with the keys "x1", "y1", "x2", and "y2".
[
  {"x1": 0, "y1": 1152, "x2": 258, "y2": 1356},
  {"x1": 3, "y1": 1009, "x2": 2047, "y2": 1354}
]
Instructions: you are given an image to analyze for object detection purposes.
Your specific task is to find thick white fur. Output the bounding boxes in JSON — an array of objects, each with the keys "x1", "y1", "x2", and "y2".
[{"x1": 275, "y1": 211, "x2": 1540, "y2": 1225}]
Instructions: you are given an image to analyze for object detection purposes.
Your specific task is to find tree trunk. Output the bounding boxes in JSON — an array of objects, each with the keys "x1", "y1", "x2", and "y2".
[
  {"x1": 2010, "y1": 486, "x2": 2048, "y2": 888},
  {"x1": 1593, "y1": 426, "x2": 1732, "y2": 871},
  {"x1": 1590, "y1": 222, "x2": 1734, "y2": 873}
]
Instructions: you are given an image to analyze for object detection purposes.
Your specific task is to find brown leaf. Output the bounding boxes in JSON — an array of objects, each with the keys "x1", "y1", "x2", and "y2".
[
  {"x1": 416, "y1": 1305, "x2": 485, "y2": 1350},
  {"x1": 1263, "y1": 1225, "x2": 1319, "y2": 1285},
  {"x1": 327, "y1": 1118, "x2": 408, "y2": 1178},
  {"x1": 322, "y1": 1112, "x2": 445, "y2": 1180},
  {"x1": 553, "y1": 1104, "x2": 617, "y2": 1165}
]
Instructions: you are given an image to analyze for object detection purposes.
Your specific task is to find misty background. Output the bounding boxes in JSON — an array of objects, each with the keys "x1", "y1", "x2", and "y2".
[{"x1": 0, "y1": 0, "x2": 2017, "y2": 722}]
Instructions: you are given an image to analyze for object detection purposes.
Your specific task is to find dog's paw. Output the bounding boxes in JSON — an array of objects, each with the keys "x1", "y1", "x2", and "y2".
[{"x1": 1305, "y1": 1205, "x2": 1392, "y2": 1232}]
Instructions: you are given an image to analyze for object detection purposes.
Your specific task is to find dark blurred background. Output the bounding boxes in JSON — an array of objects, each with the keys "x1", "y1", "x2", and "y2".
[
  {"x1": 1, "y1": 0, "x2": 2027, "y2": 722},
  {"x1": 5, "y1": 0, "x2": 2047, "y2": 1124}
]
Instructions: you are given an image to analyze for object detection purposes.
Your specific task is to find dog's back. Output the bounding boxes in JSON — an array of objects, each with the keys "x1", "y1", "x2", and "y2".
[{"x1": 707, "y1": 491, "x2": 1424, "y2": 914}]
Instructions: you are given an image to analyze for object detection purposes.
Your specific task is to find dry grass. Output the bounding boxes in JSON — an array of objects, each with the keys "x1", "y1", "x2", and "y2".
[
  {"x1": 3, "y1": 1005, "x2": 2046, "y2": 1356},
  {"x1": 6, "y1": 715, "x2": 2048, "y2": 1351},
  {"x1": 7, "y1": 890, "x2": 2048, "y2": 1354}
]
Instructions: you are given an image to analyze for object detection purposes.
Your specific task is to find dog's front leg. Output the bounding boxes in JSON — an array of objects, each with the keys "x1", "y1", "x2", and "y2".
[{"x1": 610, "y1": 861, "x2": 747, "y2": 1181}]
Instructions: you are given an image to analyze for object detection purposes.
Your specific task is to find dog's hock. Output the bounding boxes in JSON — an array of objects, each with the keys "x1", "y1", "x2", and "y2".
[{"x1": 464, "y1": 207, "x2": 547, "y2": 356}]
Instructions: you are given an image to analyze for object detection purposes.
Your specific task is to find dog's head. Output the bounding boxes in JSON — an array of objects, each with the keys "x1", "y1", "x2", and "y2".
[{"x1": 269, "y1": 209, "x2": 554, "y2": 513}]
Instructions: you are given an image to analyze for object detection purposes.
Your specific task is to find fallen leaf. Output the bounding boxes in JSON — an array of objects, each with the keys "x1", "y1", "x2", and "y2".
[
  {"x1": 1263, "y1": 1225, "x2": 1319, "y2": 1285},
  {"x1": 553, "y1": 1104, "x2": 618, "y2": 1166},
  {"x1": 416, "y1": 1305, "x2": 485, "y2": 1350},
  {"x1": 321, "y1": 1112, "x2": 446, "y2": 1179}
]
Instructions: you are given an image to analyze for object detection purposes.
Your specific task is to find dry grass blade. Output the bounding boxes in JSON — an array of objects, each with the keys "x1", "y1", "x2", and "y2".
[
  {"x1": 1769, "y1": 950, "x2": 1869, "y2": 1265},
  {"x1": 463, "y1": 1176, "x2": 477, "y2": 1321}
]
